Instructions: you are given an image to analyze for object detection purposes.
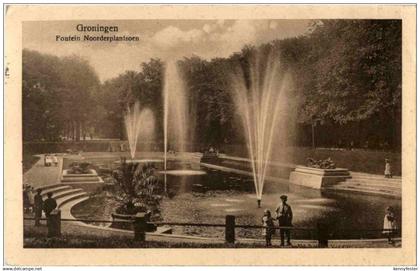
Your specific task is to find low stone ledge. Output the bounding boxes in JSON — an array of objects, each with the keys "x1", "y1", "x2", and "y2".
[{"x1": 289, "y1": 166, "x2": 351, "y2": 189}]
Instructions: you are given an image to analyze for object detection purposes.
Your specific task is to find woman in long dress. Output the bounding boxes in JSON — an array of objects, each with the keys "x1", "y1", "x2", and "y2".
[
  {"x1": 383, "y1": 206, "x2": 397, "y2": 244},
  {"x1": 262, "y1": 209, "x2": 274, "y2": 247},
  {"x1": 384, "y1": 159, "x2": 392, "y2": 178}
]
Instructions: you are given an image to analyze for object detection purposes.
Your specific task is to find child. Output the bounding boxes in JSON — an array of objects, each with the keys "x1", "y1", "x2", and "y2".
[
  {"x1": 52, "y1": 154, "x2": 58, "y2": 167},
  {"x1": 384, "y1": 159, "x2": 392, "y2": 178},
  {"x1": 383, "y1": 206, "x2": 397, "y2": 244},
  {"x1": 27, "y1": 186, "x2": 35, "y2": 213},
  {"x1": 262, "y1": 209, "x2": 275, "y2": 247}
]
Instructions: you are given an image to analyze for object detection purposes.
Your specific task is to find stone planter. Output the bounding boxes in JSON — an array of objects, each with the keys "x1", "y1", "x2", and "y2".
[
  {"x1": 289, "y1": 166, "x2": 351, "y2": 189},
  {"x1": 61, "y1": 169, "x2": 104, "y2": 192}
]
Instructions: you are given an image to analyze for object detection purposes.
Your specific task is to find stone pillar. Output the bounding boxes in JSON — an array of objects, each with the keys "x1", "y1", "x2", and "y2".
[
  {"x1": 317, "y1": 222, "x2": 329, "y2": 248},
  {"x1": 225, "y1": 215, "x2": 235, "y2": 244},
  {"x1": 133, "y1": 212, "x2": 147, "y2": 242},
  {"x1": 47, "y1": 209, "x2": 61, "y2": 238}
]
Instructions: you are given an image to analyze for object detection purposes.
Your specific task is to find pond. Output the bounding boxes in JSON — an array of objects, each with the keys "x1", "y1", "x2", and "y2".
[{"x1": 70, "y1": 156, "x2": 402, "y2": 240}]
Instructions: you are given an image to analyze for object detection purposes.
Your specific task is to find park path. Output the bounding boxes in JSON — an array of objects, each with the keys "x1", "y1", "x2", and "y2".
[
  {"x1": 219, "y1": 154, "x2": 401, "y2": 180},
  {"x1": 23, "y1": 154, "x2": 63, "y2": 188}
]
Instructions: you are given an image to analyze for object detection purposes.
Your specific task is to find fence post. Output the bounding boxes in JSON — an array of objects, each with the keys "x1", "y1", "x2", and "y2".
[
  {"x1": 225, "y1": 215, "x2": 235, "y2": 244},
  {"x1": 133, "y1": 212, "x2": 147, "y2": 242},
  {"x1": 47, "y1": 209, "x2": 61, "y2": 238},
  {"x1": 317, "y1": 222, "x2": 329, "y2": 248}
]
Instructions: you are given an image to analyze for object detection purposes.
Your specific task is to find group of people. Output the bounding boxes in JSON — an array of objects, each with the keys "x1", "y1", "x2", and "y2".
[
  {"x1": 44, "y1": 154, "x2": 58, "y2": 167},
  {"x1": 261, "y1": 194, "x2": 398, "y2": 247},
  {"x1": 261, "y1": 195, "x2": 293, "y2": 247},
  {"x1": 23, "y1": 185, "x2": 58, "y2": 226}
]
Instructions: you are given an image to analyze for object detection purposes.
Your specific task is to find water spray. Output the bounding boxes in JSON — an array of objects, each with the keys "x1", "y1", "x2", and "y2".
[{"x1": 231, "y1": 49, "x2": 291, "y2": 204}]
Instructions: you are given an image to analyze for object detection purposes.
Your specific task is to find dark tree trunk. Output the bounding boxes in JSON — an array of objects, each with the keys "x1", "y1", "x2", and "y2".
[
  {"x1": 82, "y1": 121, "x2": 86, "y2": 141},
  {"x1": 76, "y1": 120, "x2": 81, "y2": 142},
  {"x1": 72, "y1": 120, "x2": 76, "y2": 141},
  {"x1": 120, "y1": 117, "x2": 125, "y2": 140}
]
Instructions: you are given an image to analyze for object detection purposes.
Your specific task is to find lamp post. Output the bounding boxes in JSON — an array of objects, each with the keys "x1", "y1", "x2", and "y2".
[
  {"x1": 311, "y1": 118, "x2": 320, "y2": 149},
  {"x1": 312, "y1": 122, "x2": 315, "y2": 149}
]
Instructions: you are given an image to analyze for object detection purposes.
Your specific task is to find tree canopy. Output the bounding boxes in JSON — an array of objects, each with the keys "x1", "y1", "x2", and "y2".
[{"x1": 23, "y1": 20, "x2": 401, "y2": 150}]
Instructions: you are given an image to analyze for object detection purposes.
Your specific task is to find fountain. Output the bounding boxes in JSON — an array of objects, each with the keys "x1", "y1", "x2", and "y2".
[
  {"x1": 137, "y1": 108, "x2": 156, "y2": 150},
  {"x1": 231, "y1": 49, "x2": 293, "y2": 207},
  {"x1": 161, "y1": 60, "x2": 205, "y2": 182},
  {"x1": 163, "y1": 60, "x2": 188, "y2": 167},
  {"x1": 124, "y1": 102, "x2": 142, "y2": 159},
  {"x1": 124, "y1": 102, "x2": 157, "y2": 161}
]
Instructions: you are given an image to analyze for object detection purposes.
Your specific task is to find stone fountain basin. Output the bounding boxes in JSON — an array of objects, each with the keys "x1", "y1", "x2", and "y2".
[
  {"x1": 62, "y1": 169, "x2": 103, "y2": 184},
  {"x1": 113, "y1": 159, "x2": 164, "y2": 164},
  {"x1": 157, "y1": 170, "x2": 207, "y2": 176},
  {"x1": 289, "y1": 165, "x2": 351, "y2": 189},
  {"x1": 62, "y1": 169, "x2": 98, "y2": 177}
]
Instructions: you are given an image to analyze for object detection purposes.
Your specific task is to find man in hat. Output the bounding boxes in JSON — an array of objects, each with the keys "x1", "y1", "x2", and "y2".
[
  {"x1": 43, "y1": 192, "x2": 57, "y2": 217},
  {"x1": 275, "y1": 194, "x2": 293, "y2": 246},
  {"x1": 34, "y1": 188, "x2": 43, "y2": 226},
  {"x1": 22, "y1": 184, "x2": 30, "y2": 213}
]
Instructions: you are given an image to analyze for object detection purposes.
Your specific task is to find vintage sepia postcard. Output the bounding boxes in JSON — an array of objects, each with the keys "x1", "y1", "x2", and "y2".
[{"x1": 4, "y1": 4, "x2": 417, "y2": 266}]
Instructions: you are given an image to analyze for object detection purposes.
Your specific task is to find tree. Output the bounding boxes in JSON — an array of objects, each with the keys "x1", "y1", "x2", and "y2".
[
  {"x1": 58, "y1": 55, "x2": 100, "y2": 141},
  {"x1": 22, "y1": 50, "x2": 100, "y2": 141},
  {"x1": 293, "y1": 20, "x2": 401, "y2": 148},
  {"x1": 23, "y1": 50, "x2": 63, "y2": 141}
]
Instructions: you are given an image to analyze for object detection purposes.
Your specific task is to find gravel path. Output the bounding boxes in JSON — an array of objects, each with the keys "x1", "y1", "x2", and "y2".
[{"x1": 23, "y1": 154, "x2": 62, "y2": 187}]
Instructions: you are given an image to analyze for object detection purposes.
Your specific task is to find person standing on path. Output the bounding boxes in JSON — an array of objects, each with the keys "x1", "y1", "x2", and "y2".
[
  {"x1": 275, "y1": 195, "x2": 293, "y2": 247},
  {"x1": 262, "y1": 209, "x2": 275, "y2": 247},
  {"x1": 385, "y1": 159, "x2": 393, "y2": 178},
  {"x1": 34, "y1": 188, "x2": 43, "y2": 226},
  {"x1": 52, "y1": 154, "x2": 58, "y2": 167},
  {"x1": 22, "y1": 185, "x2": 30, "y2": 213},
  {"x1": 43, "y1": 192, "x2": 57, "y2": 217},
  {"x1": 383, "y1": 206, "x2": 397, "y2": 244},
  {"x1": 27, "y1": 186, "x2": 35, "y2": 213}
]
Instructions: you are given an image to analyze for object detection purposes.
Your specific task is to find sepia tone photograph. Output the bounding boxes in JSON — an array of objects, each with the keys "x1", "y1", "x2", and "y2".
[{"x1": 4, "y1": 4, "x2": 417, "y2": 266}]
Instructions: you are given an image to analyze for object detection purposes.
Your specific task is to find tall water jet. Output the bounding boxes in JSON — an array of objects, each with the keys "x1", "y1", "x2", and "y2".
[
  {"x1": 137, "y1": 108, "x2": 156, "y2": 151},
  {"x1": 163, "y1": 60, "x2": 189, "y2": 171},
  {"x1": 124, "y1": 101, "x2": 142, "y2": 159},
  {"x1": 231, "y1": 49, "x2": 293, "y2": 206}
]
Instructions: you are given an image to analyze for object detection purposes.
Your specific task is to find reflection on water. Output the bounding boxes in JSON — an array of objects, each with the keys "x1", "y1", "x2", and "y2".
[{"x1": 73, "y1": 157, "x2": 401, "y2": 240}]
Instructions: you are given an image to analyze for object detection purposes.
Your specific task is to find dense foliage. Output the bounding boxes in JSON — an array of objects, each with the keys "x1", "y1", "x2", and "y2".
[
  {"x1": 23, "y1": 50, "x2": 100, "y2": 141},
  {"x1": 111, "y1": 161, "x2": 162, "y2": 215},
  {"x1": 23, "y1": 20, "x2": 401, "y2": 150}
]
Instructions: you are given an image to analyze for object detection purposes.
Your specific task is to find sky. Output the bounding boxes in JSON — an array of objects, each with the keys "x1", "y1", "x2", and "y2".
[{"x1": 23, "y1": 20, "x2": 311, "y2": 82}]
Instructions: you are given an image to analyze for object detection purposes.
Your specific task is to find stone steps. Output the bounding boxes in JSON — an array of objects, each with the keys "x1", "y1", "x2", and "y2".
[
  {"x1": 35, "y1": 183, "x2": 64, "y2": 191},
  {"x1": 349, "y1": 176, "x2": 401, "y2": 185},
  {"x1": 61, "y1": 176, "x2": 102, "y2": 182},
  {"x1": 35, "y1": 184, "x2": 90, "y2": 218},
  {"x1": 351, "y1": 172, "x2": 401, "y2": 181},
  {"x1": 40, "y1": 185, "x2": 72, "y2": 196},
  {"x1": 56, "y1": 191, "x2": 89, "y2": 208},
  {"x1": 324, "y1": 171, "x2": 402, "y2": 198},
  {"x1": 325, "y1": 185, "x2": 401, "y2": 198},
  {"x1": 42, "y1": 188, "x2": 83, "y2": 200},
  {"x1": 60, "y1": 196, "x2": 91, "y2": 220},
  {"x1": 344, "y1": 179, "x2": 401, "y2": 189}
]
